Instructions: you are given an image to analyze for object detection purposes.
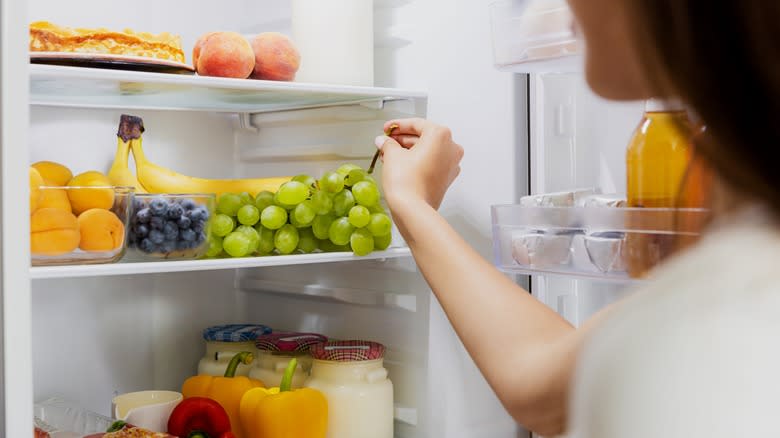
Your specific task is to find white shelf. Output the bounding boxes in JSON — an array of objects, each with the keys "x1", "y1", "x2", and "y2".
[
  {"x1": 29, "y1": 64, "x2": 426, "y2": 113},
  {"x1": 30, "y1": 247, "x2": 412, "y2": 279}
]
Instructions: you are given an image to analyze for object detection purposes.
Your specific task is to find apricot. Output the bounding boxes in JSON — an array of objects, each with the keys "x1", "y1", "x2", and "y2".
[
  {"x1": 31, "y1": 208, "x2": 80, "y2": 255},
  {"x1": 77, "y1": 208, "x2": 125, "y2": 252},
  {"x1": 67, "y1": 171, "x2": 115, "y2": 215},
  {"x1": 30, "y1": 167, "x2": 44, "y2": 214},
  {"x1": 250, "y1": 32, "x2": 300, "y2": 81},
  {"x1": 193, "y1": 31, "x2": 218, "y2": 69},
  {"x1": 196, "y1": 32, "x2": 255, "y2": 79},
  {"x1": 32, "y1": 161, "x2": 73, "y2": 186},
  {"x1": 38, "y1": 180, "x2": 72, "y2": 212}
]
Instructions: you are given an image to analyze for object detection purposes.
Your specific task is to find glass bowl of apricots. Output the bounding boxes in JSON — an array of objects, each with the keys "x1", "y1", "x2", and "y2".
[{"x1": 30, "y1": 185, "x2": 135, "y2": 266}]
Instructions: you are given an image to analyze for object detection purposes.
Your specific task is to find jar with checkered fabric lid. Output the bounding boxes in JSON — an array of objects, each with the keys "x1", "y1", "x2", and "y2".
[
  {"x1": 304, "y1": 340, "x2": 393, "y2": 438},
  {"x1": 197, "y1": 324, "x2": 272, "y2": 377},
  {"x1": 248, "y1": 332, "x2": 327, "y2": 389}
]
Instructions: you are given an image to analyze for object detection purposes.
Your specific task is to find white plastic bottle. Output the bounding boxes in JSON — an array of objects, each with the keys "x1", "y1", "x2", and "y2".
[{"x1": 291, "y1": 0, "x2": 374, "y2": 86}]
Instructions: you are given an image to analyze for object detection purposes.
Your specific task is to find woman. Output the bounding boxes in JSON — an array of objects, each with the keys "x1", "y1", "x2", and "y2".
[{"x1": 376, "y1": 1, "x2": 780, "y2": 436}]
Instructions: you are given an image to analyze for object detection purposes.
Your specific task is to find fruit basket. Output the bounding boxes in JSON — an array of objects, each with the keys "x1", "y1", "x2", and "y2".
[
  {"x1": 491, "y1": 205, "x2": 710, "y2": 281},
  {"x1": 125, "y1": 193, "x2": 215, "y2": 260},
  {"x1": 31, "y1": 186, "x2": 134, "y2": 266}
]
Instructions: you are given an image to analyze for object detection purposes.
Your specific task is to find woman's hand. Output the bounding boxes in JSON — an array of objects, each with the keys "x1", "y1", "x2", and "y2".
[{"x1": 375, "y1": 118, "x2": 464, "y2": 212}]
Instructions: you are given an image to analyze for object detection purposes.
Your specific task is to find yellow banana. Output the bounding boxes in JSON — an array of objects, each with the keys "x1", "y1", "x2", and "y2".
[
  {"x1": 131, "y1": 137, "x2": 289, "y2": 197},
  {"x1": 108, "y1": 137, "x2": 147, "y2": 193}
]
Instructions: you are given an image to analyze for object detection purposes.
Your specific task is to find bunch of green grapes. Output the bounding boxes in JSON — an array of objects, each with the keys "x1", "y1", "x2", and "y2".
[{"x1": 206, "y1": 164, "x2": 393, "y2": 258}]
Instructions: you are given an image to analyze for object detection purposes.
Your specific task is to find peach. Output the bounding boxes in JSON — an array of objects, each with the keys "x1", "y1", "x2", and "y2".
[
  {"x1": 30, "y1": 167, "x2": 44, "y2": 214},
  {"x1": 67, "y1": 171, "x2": 115, "y2": 215},
  {"x1": 196, "y1": 32, "x2": 255, "y2": 79},
  {"x1": 31, "y1": 207, "x2": 80, "y2": 255},
  {"x1": 77, "y1": 208, "x2": 125, "y2": 252},
  {"x1": 32, "y1": 161, "x2": 73, "y2": 186},
  {"x1": 193, "y1": 31, "x2": 218, "y2": 69},
  {"x1": 250, "y1": 32, "x2": 300, "y2": 81},
  {"x1": 38, "y1": 181, "x2": 72, "y2": 212}
]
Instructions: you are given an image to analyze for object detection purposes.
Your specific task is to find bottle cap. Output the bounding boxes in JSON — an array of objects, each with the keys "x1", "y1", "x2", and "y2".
[{"x1": 645, "y1": 98, "x2": 685, "y2": 112}]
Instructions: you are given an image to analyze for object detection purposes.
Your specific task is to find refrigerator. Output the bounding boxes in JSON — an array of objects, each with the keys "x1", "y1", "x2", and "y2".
[{"x1": 2, "y1": 0, "x2": 666, "y2": 437}]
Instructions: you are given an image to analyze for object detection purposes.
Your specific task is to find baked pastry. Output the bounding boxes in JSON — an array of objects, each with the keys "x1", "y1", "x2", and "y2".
[{"x1": 29, "y1": 21, "x2": 185, "y2": 63}]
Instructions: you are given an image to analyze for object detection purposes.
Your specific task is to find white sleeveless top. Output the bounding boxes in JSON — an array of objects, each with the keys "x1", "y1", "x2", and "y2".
[{"x1": 568, "y1": 207, "x2": 780, "y2": 438}]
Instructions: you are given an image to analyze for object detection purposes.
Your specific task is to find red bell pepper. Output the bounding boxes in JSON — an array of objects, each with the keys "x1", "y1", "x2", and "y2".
[{"x1": 167, "y1": 397, "x2": 233, "y2": 438}]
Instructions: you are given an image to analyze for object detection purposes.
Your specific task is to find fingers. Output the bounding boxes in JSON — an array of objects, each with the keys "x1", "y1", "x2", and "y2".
[
  {"x1": 389, "y1": 134, "x2": 420, "y2": 149},
  {"x1": 375, "y1": 135, "x2": 404, "y2": 157},
  {"x1": 384, "y1": 118, "x2": 430, "y2": 136}
]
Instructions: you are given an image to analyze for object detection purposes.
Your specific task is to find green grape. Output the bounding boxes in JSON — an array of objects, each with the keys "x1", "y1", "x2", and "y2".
[
  {"x1": 312, "y1": 214, "x2": 335, "y2": 240},
  {"x1": 363, "y1": 175, "x2": 377, "y2": 185},
  {"x1": 352, "y1": 181, "x2": 380, "y2": 207},
  {"x1": 318, "y1": 238, "x2": 349, "y2": 253},
  {"x1": 274, "y1": 224, "x2": 300, "y2": 255},
  {"x1": 260, "y1": 205, "x2": 288, "y2": 230},
  {"x1": 223, "y1": 231, "x2": 251, "y2": 257},
  {"x1": 277, "y1": 181, "x2": 310, "y2": 205},
  {"x1": 350, "y1": 228, "x2": 375, "y2": 256},
  {"x1": 319, "y1": 171, "x2": 345, "y2": 193},
  {"x1": 310, "y1": 190, "x2": 333, "y2": 215},
  {"x1": 374, "y1": 233, "x2": 392, "y2": 250},
  {"x1": 336, "y1": 163, "x2": 362, "y2": 176},
  {"x1": 292, "y1": 201, "x2": 316, "y2": 227},
  {"x1": 212, "y1": 214, "x2": 236, "y2": 237},
  {"x1": 237, "y1": 204, "x2": 260, "y2": 226},
  {"x1": 205, "y1": 235, "x2": 223, "y2": 257},
  {"x1": 255, "y1": 224, "x2": 275, "y2": 254},
  {"x1": 235, "y1": 225, "x2": 260, "y2": 253},
  {"x1": 328, "y1": 217, "x2": 354, "y2": 246},
  {"x1": 239, "y1": 192, "x2": 254, "y2": 206},
  {"x1": 273, "y1": 191, "x2": 296, "y2": 210},
  {"x1": 348, "y1": 205, "x2": 371, "y2": 228},
  {"x1": 254, "y1": 191, "x2": 275, "y2": 212},
  {"x1": 217, "y1": 193, "x2": 242, "y2": 216},
  {"x1": 344, "y1": 168, "x2": 366, "y2": 188},
  {"x1": 297, "y1": 228, "x2": 317, "y2": 253},
  {"x1": 333, "y1": 189, "x2": 356, "y2": 216},
  {"x1": 292, "y1": 174, "x2": 317, "y2": 190},
  {"x1": 367, "y1": 213, "x2": 392, "y2": 237},
  {"x1": 368, "y1": 203, "x2": 386, "y2": 214}
]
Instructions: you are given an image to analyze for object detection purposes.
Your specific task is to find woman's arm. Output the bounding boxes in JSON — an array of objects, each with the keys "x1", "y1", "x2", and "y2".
[{"x1": 377, "y1": 118, "x2": 604, "y2": 435}]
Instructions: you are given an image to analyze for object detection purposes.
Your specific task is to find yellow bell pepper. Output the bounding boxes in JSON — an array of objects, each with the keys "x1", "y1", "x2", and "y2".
[
  {"x1": 240, "y1": 358, "x2": 328, "y2": 438},
  {"x1": 182, "y1": 351, "x2": 264, "y2": 438}
]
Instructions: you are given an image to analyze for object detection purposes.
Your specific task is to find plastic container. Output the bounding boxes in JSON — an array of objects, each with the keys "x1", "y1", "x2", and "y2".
[
  {"x1": 249, "y1": 332, "x2": 327, "y2": 388},
  {"x1": 304, "y1": 340, "x2": 393, "y2": 438},
  {"x1": 126, "y1": 193, "x2": 215, "y2": 260},
  {"x1": 492, "y1": 204, "x2": 710, "y2": 281},
  {"x1": 197, "y1": 324, "x2": 272, "y2": 376},
  {"x1": 31, "y1": 186, "x2": 134, "y2": 266},
  {"x1": 490, "y1": 0, "x2": 582, "y2": 72},
  {"x1": 34, "y1": 397, "x2": 114, "y2": 437},
  {"x1": 292, "y1": 0, "x2": 374, "y2": 85}
]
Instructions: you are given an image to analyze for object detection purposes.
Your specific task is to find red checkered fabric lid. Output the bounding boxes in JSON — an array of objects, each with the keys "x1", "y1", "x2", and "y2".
[
  {"x1": 254, "y1": 332, "x2": 327, "y2": 353},
  {"x1": 309, "y1": 340, "x2": 385, "y2": 362}
]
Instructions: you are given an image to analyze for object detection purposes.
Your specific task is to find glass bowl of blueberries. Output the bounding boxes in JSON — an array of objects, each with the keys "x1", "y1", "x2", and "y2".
[{"x1": 125, "y1": 194, "x2": 215, "y2": 260}]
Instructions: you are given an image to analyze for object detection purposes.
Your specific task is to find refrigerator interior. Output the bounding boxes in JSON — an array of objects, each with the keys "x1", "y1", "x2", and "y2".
[{"x1": 21, "y1": 0, "x2": 527, "y2": 437}]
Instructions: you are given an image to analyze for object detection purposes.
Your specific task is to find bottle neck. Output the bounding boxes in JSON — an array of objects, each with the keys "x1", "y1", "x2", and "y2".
[
  {"x1": 310, "y1": 359, "x2": 385, "y2": 382},
  {"x1": 645, "y1": 98, "x2": 685, "y2": 113}
]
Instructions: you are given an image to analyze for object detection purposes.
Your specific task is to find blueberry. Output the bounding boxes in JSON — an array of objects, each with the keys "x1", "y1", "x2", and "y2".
[
  {"x1": 166, "y1": 203, "x2": 184, "y2": 220},
  {"x1": 149, "y1": 197, "x2": 168, "y2": 216},
  {"x1": 136, "y1": 208, "x2": 151, "y2": 224},
  {"x1": 180, "y1": 228, "x2": 196, "y2": 242},
  {"x1": 149, "y1": 230, "x2": 165, "y2": 245},
  {"x1": 134, "y1": 224, "x2": 149, "y2": 237},
  {"x1": 139, "y1": 238, "x2": 155, "y2": 253},
  {"x1": 175, "y1": 239, "x2": 189, "y2": 250},
  {"x1": 163, "y1": 221, "x2": 179, "y2": 241},
  {"x1": 177, "y1": 215, "x2": 192, "y2": 229},
  {"x1": 128, "y1": 231, "x2": 136, "y2": 246},
  {"x1": 182, "y1": 199, "x2": 197, "y2": 211},
  {"x1": 160, "y1": 241, "x2": 176, "y2": 253},
  {"x1": 195, "y1": 231, "x2": 207, "y2": 244},
  {"x1": 191, "y1": 222, "x2": 204, "y2": 234},
  {"x1": 133, "y1": 198, "x2": 144, "y2": 212},
  {"x1": 149, "y1": 216, "x2": 164, "y2": 230}
]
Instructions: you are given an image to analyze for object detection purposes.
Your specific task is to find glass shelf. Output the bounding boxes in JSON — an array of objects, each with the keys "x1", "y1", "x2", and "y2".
[
  {"x1": 491, "y1": 205, "x2": 710, "y2": 282},
  {"x1": 29, "y1": 64, "x2": 427, "y2": 112},
  {"x1": 30, "y1": 247, "x2": 412, "y2": 280}
]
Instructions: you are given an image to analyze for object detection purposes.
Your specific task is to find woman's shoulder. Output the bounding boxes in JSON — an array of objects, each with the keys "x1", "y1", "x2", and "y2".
[{"x1": 568, "y1": 218, "x2": 780, "y2": 438}]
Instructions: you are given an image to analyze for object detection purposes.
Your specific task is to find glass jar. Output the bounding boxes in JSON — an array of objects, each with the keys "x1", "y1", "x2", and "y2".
[
  {"x1": 248, "y1": 332, "x2": 327, "y2": 388},
  {"x1": 304, "y1": 341, "x2": 393, "y2": 438},
  {"x1": 197, "y1": 324, "x2": 271, "y2": 376}
]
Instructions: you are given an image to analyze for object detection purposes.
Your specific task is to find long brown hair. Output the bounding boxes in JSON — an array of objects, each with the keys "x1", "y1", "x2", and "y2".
[{"x1": 625, "y1": 2, "x2": 780, "y2": 216}]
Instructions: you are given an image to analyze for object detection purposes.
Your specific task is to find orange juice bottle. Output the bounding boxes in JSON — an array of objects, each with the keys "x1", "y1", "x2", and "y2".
[{"x1": 625, "y1": 99, "x2": 694, "y2": 278}]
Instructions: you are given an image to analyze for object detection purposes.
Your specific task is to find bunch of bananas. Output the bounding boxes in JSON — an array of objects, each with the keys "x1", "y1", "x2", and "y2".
[{"x1": 109, "y1": 115, "x2": 289, "y2": 196}]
